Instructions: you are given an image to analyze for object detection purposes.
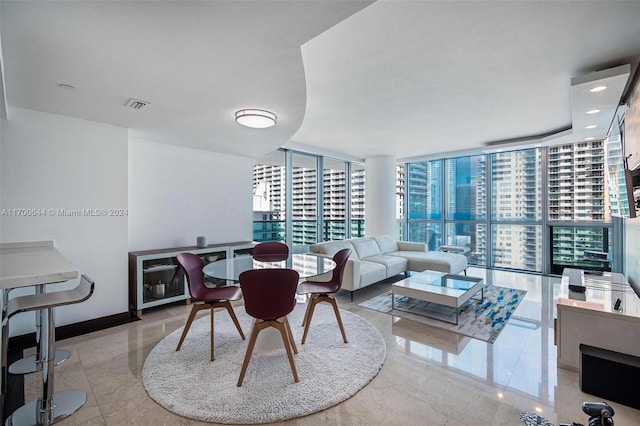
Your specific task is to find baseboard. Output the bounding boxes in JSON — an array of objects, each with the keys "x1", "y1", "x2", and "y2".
[{"x1": 7, "y1": 311, "x2": 139, "y2": 351}]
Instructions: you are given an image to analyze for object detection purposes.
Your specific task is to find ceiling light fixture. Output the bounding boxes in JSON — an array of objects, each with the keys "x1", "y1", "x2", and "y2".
[
  {"x1": 235, "y1": 109, "x2": 277, "y2": 129},
  {"x1": 585, "y1": 137, "x2": 595, "y2": 141},
  {"x1": 586, "y1": 109, "x2": 600, "y2": 114},
  {"x1": 585, "y1": 125, "x2": 597, "y2": 129},
  {"x1": 589, "y1": 85, "x2": 607, "y2": 92}
]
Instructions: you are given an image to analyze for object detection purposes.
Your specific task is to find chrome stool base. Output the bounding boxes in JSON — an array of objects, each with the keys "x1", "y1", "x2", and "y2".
[
  {"x1": 8, "y1": 350, "x2": 71, "y2": 375},
  {"x1": 6, "y1": 390, "x2": 86, "y2": 426}
]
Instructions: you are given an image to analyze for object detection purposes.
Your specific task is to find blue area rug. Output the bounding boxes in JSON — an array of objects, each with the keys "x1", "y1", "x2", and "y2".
[
  {"x1": 520, "y1": 411, "x2": 554, "y2": 426},
  {"x1": 359, "y1": 285, "x2": 526, "y2": 343}
]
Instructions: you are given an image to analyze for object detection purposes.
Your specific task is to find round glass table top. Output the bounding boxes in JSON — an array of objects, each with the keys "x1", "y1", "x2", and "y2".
[{"x1": 203, "y1": 253, "x2": 336, "y2": 282}]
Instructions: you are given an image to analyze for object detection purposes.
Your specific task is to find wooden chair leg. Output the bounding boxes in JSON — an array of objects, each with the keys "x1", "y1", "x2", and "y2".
[
  {"x1": 328, "y1": 296, "x2": 348, "y2": 343},
  {"x1": 301, "y1": 297, "x2": 312, "y2": 327},
  {"x1": 301, "y1": 296, "x2": 318, "y2": 345},
  {"x1": 237, "y1": 321, "x2": 261, "y2": 387},
  {"x1": 222, "y1": 301, "x2": 246, "y2": 340},
  {"x1": 276, "y1": 320, "x2": 299, "y2": 383},
  {"x1": 283, "y1": 316, "x2": 297, "y2": 354},
  {"x1": 210, "y1": 306, "x2": 215, "y2": 361},
  {"x1": 176, "y1": 304, "x2": 206, "y2": 351}
]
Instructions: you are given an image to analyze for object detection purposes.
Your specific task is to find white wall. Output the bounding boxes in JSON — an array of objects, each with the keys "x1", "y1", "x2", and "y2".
[
  {"x1": 1, "y1": 108, "x2": 129, "y2": 335},
  {"x1": 1, "y1": 110, "x2": 255, "y2": 338},
  {"x1": 128, "y1": 138, "x2": 253, "y2": 251}
]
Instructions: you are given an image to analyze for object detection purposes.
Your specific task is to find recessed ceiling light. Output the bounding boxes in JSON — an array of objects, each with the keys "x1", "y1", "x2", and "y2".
[
  {"x1": 535, "y1": 144, "x2": 542, "y2": 147},
  {"x1": 585, "y1": 125, "x2": 597, "y2": 129},
  {"x1": 585, "y1": 137, "x2": 595, "y2": 141},
  {"x1": 586, "y1": 109, "x2": 600, "y2": 114},
  {"x1": 589, "y1": 85, "x2": 607, "y2": 93},
  {"x1": 58, "y1": 83, "x2": 75, "y2": 90},
  {"x1": 235, "y1": 109, "x2": 277, "y2": 128},
  {"x1": 496, "y1": 149, "x2": 503, "y2": 152}
]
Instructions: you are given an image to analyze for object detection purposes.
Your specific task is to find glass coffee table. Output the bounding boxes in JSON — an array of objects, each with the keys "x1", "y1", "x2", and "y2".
[{"x1": 391, "y1": 271, "x2": 484, "y2": 325}]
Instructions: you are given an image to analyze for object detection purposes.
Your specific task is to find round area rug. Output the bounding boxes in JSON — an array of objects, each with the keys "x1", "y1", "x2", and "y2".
[{"x1": 142, "y1": 303, "x2": 386, "y2": 424}]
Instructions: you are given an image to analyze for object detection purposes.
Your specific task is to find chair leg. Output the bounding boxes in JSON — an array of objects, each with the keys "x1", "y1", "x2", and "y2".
[
  {"x1": 210, "y1": 306, "x2": 215, "y2": 361},
  {"x1": 301, "y1": 297, "x2": 312, "y2": 327},
  {"x1": 276, "y1": 319, "x2": 299, "y2": 383},
  {"x1": 283, "y1": 316, "x2": 297, "y2": 354},
  {"x1": 301, "y1": 296, "x2": 319, "y2": 345},
  {"x1": 176, "y1": 304, "x2": 207, "y2": 351},
  {"x1": 328, "y1": 296, "x2": 348, "y2": 343},
  {"x1": 237, "y1": 321, "x2": 261, "y2": 387},
  {"x1": 222, "y1": 301, "x2": 246, "y2": 340}
]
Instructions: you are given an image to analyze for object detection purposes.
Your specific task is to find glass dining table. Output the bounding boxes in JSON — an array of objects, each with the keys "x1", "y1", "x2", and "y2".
[
  {"x1": 202, "y1": 253, "x2": 336, "y2": 352},
  {"x1": 203, "y1": 253, "x2": 336, "y2": 283}
]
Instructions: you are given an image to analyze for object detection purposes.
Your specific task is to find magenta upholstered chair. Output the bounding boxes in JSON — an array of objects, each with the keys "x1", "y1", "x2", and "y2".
[
  {"x1": 252, "y1": 241, "x2": 289, "y2": 261},
  {"x1": 237, "y1": 268, "x2": 299, "y2": 387},
  {"x1": 175, "y1": 253, "x2": 245, "y2": 361},
  {"x1": 297, "y1": 248, "x2": 351, "y2": 345}
]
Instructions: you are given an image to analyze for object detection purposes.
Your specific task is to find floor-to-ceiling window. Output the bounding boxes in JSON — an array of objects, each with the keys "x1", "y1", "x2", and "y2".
[
  {"x1": 398, "y1": 141, "x2": 618, "y2": 275},
  {"x1": 445, "y1": 155, "x2": 487, "y2": 266},
  {"x1": 323, "y1": 158, "x2": 347, "y2": 241},
  {"x1": 351, "y1": 163, "x2": 366, "y2": 237},
  {"x1": 547, "y1": 141, "x2": 612, "y2": 274},
  {"x1": 406, "y1": 161, "x2": 443, "y2": 251},
  {"x1": 491, "y1": 148, "x2": 542, "y2": 271},
  {"x1": 253, "y1": 149, "x2": 365, "y2": 245},
  {"x1": 252, "y1": 151, "x2": 286, "y2": 242}
]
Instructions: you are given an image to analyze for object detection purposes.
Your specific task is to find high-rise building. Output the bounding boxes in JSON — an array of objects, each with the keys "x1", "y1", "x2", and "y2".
[
  {"x1": 253, "y1": 161, "x2": 365, "y2": 244},
  {"x1": 548, "y1": 141, "x2": 610, "y2": 270}
]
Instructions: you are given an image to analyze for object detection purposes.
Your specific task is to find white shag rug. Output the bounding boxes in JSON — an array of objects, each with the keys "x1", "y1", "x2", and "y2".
[{"x1": 142, "y1": 303, "x2": 386, "y2": 424}]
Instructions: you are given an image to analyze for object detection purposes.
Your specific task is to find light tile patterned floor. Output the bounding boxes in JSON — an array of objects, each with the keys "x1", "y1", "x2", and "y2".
[{"x1": 15, "y1": 268, "x2": 640, "y2": 425}]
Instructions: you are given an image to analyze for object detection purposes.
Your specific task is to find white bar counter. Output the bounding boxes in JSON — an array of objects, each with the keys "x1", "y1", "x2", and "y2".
[
  {"x1": 1, "y1": 241, "x2": 79, "y2": 289},
  {"x1": 0, "y1": 240, "x2": 79, "y2": 419}
]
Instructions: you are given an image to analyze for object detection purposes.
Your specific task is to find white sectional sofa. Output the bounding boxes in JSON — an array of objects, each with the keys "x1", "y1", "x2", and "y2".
[{"x1": 309, "y1": 235, "x2": 468, "y2": 299}]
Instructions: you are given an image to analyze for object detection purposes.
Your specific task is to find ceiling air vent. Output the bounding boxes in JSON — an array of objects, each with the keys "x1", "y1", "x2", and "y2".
[{"x1": 125, "y1": 98, "x2": 150, "y2": 110}]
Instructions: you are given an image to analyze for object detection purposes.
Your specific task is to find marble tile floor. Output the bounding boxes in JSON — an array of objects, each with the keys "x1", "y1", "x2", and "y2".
[{"x1": 14, "y1": 268, "x2": 640, "y2": 425}]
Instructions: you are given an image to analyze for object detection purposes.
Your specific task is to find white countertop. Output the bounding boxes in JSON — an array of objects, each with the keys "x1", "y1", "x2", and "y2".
[
  {"x1": 0, "y1": 241, "x2": 79, "y2": 289},
  {"x1": 557, "y1": 269, "x2": 640, "y2": 322}
]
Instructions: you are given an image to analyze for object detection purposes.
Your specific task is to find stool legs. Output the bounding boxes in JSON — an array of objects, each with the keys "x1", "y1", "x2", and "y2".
[{"x1": 7, "y1": 308, "x2": 86, "y2": 426}]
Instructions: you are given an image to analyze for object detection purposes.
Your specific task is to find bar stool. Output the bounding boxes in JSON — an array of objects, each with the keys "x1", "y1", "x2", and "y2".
[
  {"x1": 4, "y1": 288, "x2": 73, "y2": 375},
  {"x1": 2, "y1": 274, "x2": 94, "y2": 425}
]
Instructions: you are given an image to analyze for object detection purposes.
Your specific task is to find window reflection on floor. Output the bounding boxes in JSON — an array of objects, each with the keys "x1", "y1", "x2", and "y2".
[{"x1": 391, "y1": 267, "x2": 562, "y2": 405}]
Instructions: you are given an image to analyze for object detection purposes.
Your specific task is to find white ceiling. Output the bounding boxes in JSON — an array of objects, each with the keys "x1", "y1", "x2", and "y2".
[{"x1": 1, "y1": 1, "x2": 639, "y2": 162}]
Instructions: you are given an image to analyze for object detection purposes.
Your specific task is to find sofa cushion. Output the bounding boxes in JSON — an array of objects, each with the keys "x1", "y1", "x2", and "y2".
[
  {"x1": 374, "y1": 235, "x2": 399, "y2": 254},
  {"x1": 351, "y1": 238, "x2": 382, "y2": 259},
  {"x1": 396, "y1": 241, "x2": 427, "y2": 252},
  {"x1": 358, "y1": 261, "x2": 387, "y2": 288},
  {"x1": 310, "y1": 240, "x2": 355, "y2": 258},
  {"x1": 392, "y1": 251, "x2": 467, "y2": 274},
  {"x1": 365, "y1": 254, "x2": 407, "y2": 276}
]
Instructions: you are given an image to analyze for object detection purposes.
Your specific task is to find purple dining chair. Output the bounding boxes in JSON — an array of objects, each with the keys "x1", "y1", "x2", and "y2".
[
  {"x1": 252, "y1": 241, "x2": 289, "y2": 261},
  {"x1": 237, "y1": 268, "x2": 299, "y2": 387},
  {"x1": 175, "y1": 253, "x2": 245, "y2": 361},
  {"x1": 297, "y1": 248, "x2": 351, "y2": 344}
]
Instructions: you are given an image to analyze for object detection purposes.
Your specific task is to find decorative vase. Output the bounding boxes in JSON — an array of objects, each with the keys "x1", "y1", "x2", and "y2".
[{"x1": 197, "y1": 236, "x2": 207, "y2": 248}]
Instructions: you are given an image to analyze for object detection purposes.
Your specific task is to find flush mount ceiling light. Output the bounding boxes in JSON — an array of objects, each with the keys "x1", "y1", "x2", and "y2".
[
  {"x1": 589, "y1": 85, "x2": 607, "y2": 92},
  {"x1": 235, "y1": 109, "x2": 277, "y2": 129},
  {"x1": 586, "y1": 109, "x2": 600, "y2": 114},
  {"x1": 585, "y1": 125, "x2": 597, "y2": 129}
]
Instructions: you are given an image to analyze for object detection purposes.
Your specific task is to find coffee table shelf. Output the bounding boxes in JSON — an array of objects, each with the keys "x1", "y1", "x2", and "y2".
[{"x1": 392, "y1": 271, "x2": 484, "y2": 325}]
